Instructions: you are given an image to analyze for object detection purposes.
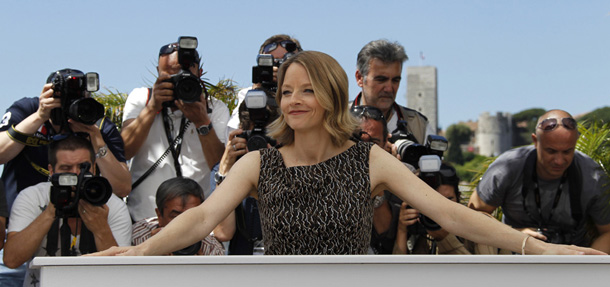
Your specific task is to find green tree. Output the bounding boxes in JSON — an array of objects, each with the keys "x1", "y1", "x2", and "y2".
[
  {"x1": 512, "y1": 108, "x2": 545, "y2": 146},
  {"x1": 579, "y1": 106, "x2": 610, "y2": 127},
  {"x1": 93, "y1": 89, "x2": 127, "y2": 131},
  {"x1": 445, "y1": 123, "x2": 472, "y2": 165}
]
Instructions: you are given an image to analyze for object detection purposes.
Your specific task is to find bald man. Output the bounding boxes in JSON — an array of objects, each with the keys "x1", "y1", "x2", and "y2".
[{"x1": 468, "y1": 109, "x2": 610, "y2": 253}]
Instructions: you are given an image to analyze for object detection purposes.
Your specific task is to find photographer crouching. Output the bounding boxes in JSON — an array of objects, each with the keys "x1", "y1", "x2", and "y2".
[
  {"x1": 3, "y1": 135, "x2": 132, "y2": 286},
  {"x1": 393, "y1": 162, "x2": 470, "y2": 254}
]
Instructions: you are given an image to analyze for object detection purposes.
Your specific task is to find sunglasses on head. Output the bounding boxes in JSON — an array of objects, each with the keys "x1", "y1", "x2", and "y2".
[
  {"x1": 159, "y1": 43, "x2": 178, "y2": 56},
  {"x1": 262, "y1": 40, "x2": 297, "y2": 54},
  {"x1": 537, "y1": 117, "x2": 577, "y2": 131},
  {"x1": 350, "y1": 105, "x2": 385, "y2": 122}
]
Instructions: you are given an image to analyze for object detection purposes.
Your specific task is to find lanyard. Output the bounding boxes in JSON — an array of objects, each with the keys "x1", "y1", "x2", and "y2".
[
  {"x1": 161, "y1": 108, "x2": 188, "y2": 177},
  {"x1": 522, "y1": 170, "x2": 567, "y2": 228}
]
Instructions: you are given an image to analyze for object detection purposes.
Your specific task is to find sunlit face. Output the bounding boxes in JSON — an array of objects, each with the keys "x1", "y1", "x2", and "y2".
[
  {"x1": 156, "y1": 195, "x2": 202, "y2": 227},
  {"x1": 437, "y1": 184, "x2": 458, "y2": 203},
  {"x1": 49, "y1": 148, "x2": 93, "y2": 175},
  {"x1": 280, "y1": 63, "x2": 325, "y2": 132},
  {"x1": 533, "y1": 127, "x2": 579, "y2": 181},
  {"x1": 158, "y1": 51, "x2": 200, "y2": 76},
  {"x1": 358, "y1": 118, "x2": 386, "y2": 148},
  {"x1": 356, "y1": 58, "x2": 402, "y2": 114}
]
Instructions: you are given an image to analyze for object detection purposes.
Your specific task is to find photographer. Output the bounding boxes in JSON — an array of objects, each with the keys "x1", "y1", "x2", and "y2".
[
  {"x1": 226, "y1": 34, "x2": 302, "y2": 136},
  {"x1": 352, "y1": 39, "x2": 434, "y2": 152},
  {"x1": 121, "y1": 37, "x2": 229, "y2": 222},
  {"x1": 3, "y1": 135, "x2": 131, "y2": 286},
  {"x1": 393, "y1": 163, "x2": 470, "y2": 254},
  {"x1": 469, "y1": 109, "x2": 610, "y2": 253},
  {"x1": 213, "y1": 88, "x2": 279, "y2": 254},
  {"x1": 0, "y1": 69, "x2": 131, "y2": 212},
  {"x1": 132, "y1": 177, "x2": 224, "y2": 256}
]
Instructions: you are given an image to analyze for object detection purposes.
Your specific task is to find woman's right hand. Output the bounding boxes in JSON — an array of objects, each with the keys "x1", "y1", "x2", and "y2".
[{"x1": 85, "y1": 245, "x2": 145, "y2": 257}]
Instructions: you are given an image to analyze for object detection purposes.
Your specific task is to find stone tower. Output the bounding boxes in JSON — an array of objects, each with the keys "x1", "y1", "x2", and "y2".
[
  {"x1": 476, "y1": 112, "x2": 513, "y2": 157},
  {"x1": 407, "y1": 66, "x2": 438, "y2": 133}
]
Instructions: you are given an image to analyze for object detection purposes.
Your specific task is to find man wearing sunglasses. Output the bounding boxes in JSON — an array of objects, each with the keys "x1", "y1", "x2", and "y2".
[
  {"x1": 469, "y1": 109, "x2": 610, "y2": 252},
  {"x1": 121, "y1": 39, "x2": 229, "y2": 222},
  {"x1": 353, "y1": 39, "x2": 434, "y2": 150},
  {"x1": 226, "y1": 34, "x2": 302, "y2": 136}
]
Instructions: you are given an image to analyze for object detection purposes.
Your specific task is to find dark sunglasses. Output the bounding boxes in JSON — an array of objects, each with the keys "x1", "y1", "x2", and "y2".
[
  {"x1": 350, "y1": 105, "x2": 385, "y2": 122},
  {"x1": 159, "y1": 43, "x2": 178, "y2": 56},
  {"x1": 262, "y1": 40, "x2": 297, "y2": 54},
  {"x1": 159, "y1": 43, "x2": 200, "y2": 61},
  {"x1": 537, "y1": 117, "x2": 577, "y2": 131}
]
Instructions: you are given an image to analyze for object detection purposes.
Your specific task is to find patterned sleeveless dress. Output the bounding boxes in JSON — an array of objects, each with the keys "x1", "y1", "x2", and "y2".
[{"x1": 257, "y1": 141, "x2": 374, "y2": 255}]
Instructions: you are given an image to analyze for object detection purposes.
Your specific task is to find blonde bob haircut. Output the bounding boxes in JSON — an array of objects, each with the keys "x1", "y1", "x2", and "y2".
[{"x1": 267, "y1": 51, "x2": 359, "y2": 147}]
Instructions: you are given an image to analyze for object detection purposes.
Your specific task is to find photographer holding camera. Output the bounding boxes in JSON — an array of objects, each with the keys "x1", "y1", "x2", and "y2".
[
  {"x1": 3, "y1": 135, "x2": 132, "y2": 287},
  {"x1": 132, "y1": 177, "x2": 224, "y2": 256},
  {"x1": 393, "y1": 163, "x2": 471, "y2": 254},
  {"x1": 0, "y1": 69, "x2": 131, "y2": 212},
  {"x1": 352, "y1": 39, "x2": 435, "y2": 152},
  {"x1": 352, "y1": 105, "x2": 457, "y2": 254},
  {"x1": 469, "y1": 109, "x2": 610, "y2": 253},
  {"x1": 0, "y1": 68, "x2": 130, "y2": 285},
  {"x1": 212, "y1": 88, "x2": 280, "y2": 254},
  {"x1": 121, "y1": 37, "x2": 229, "y2": 222},
  {"x1": 226, "y1": 34, "x2": 302, "y2": 136}
]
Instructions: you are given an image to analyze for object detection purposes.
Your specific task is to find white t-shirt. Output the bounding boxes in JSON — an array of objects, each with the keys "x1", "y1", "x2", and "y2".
[
  {"x1": 122, "y1": 87, "x2": 230, "y2": 221},
  {"x1": 226, "y1": 86, "x2": 250, "y2": 139},
  {"x1": 9, "y1": 181, "x2": 132, "y2": 287}
]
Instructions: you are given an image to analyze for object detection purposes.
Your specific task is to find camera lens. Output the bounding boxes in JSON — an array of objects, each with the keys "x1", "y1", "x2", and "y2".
[
  {"x1": 420, "y1": 214, "x2": 441, "y2": 231},
  {"x1": 174, "y1": 74, "x2": 202, "y2": 103},
  {"x1": 395, "y1": 139, "x2": 427, "y2": 168},
  {"x1": 68, "y1": 98, "x2": 105, "y2": 125},
  {"x1": 81, "y1": 176, "x2": 112, "y2": 206},
  {"x1": 247, "y1": 134, "x2": 268, "y2": 151}
]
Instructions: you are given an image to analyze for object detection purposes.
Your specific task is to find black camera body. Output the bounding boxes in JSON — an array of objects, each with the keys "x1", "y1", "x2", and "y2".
[
  {"x1": 537, "y1": 228, "x2": 571, "y2": 244},
  {"x1": 390, "y1": 122, "x2": 448, "y2": 169},
  {"x1": 252, "y1": 51, "x2": 297, "y2": 93},
  {"x1": 50, "y1": 163, "x2": 112, "y2": 218},
  {"x1": 164, "y1": 36, "x2": 202, "y2": 107},
  {"x1": 236, "y1": 89, "x2": 277, "y2": 151},
  {"x1": 252, "y1": 54, "x2": 275, "y2": 92},
  {"x1": 396, "y1": 133, "x2": 449, "y2": 233},
  {"x1": 172, "y1": 241, "x2": 202, "y2": 256},
  {"x1": 47, "y1": 69, "x2": 104, "y2": 127}
]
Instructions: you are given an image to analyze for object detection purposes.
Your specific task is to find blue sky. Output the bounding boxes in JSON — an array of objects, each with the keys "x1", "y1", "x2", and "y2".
[{"x1": 1, "y1": 0, "x2": 608, "y2": 130}]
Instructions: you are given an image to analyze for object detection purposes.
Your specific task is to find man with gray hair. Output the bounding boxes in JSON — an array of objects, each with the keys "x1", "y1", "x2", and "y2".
[
  {"x1": 353, "y1": 39, "x2": 435, "y2": 254},
  {"x1": 353, "y1": 39, "x2": 434, "y2": 146}
]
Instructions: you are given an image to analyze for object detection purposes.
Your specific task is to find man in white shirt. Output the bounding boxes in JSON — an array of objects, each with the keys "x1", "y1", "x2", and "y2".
[{"x1": 121, "y1": 38, "x2": 229, "y2": 221}]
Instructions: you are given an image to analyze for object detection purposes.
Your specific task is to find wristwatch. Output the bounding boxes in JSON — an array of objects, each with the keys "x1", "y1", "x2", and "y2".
[
  {"x1": 214, "y1": 172, "x2": 226, "y2": 185},
  {"x1": 96, "y1": 145, "x2": 108, "y2": 159},
  {"x1": 196, "y1": 122, "x2": 213, "y2": 136}
]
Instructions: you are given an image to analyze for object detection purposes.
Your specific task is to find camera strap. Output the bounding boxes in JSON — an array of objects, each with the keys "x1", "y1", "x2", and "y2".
[
  {"x1": 131, "y1": 111, "x2": 190, "y2": 190},
  {"x1": 161, "y1": 108, "x2": 188, "y2": 178},
  {"x1": 46, "y1": 216, "x2": 97, "y2": 256},
  {"x1": 521, "y1": 149, "x2": 583, "y2": 228}
]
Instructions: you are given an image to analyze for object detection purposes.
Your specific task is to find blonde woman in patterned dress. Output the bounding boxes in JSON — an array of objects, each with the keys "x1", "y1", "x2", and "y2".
[{"x1": 94, "y1": 51, "x2": 604, "y2": 256}]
